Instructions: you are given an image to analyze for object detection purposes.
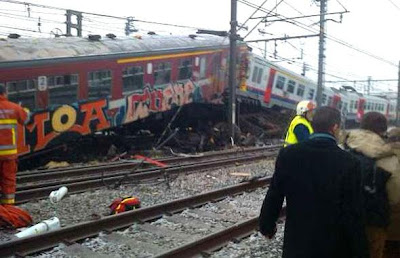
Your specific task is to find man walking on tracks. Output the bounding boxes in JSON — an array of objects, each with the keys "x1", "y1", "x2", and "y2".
[
  {"x1": 259, "y1": 107, "x2": 368, "y2": 258},
  {"x1": 0, "y1": 85, "x2": 28, "y2": 205}
]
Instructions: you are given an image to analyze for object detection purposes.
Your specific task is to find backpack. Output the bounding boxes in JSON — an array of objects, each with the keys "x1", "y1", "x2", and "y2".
[{"x1": 347, "y1": 148, "x2": 391, "y2": 227}]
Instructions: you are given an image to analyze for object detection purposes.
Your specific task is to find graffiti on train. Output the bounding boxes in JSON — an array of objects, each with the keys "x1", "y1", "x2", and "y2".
[{"x1": 17, "y1": 80, "x2": 199, "y2": 155}]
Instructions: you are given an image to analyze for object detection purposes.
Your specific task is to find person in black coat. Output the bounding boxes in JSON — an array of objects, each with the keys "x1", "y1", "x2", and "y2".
[{"x1": 259, "y1": 107, "x2": 369, "y2": 258}]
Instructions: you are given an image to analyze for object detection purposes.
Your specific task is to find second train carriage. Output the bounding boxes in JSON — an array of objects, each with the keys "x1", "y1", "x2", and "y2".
[{"x1": 241, "y1": 53, "x2": 396, "y2": 124}]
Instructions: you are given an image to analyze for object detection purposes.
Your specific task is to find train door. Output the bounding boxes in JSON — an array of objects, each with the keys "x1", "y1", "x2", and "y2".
[
  {"x1": 332, "y1": 94, "x2": 341, "y2": 108},
  {"x1": 212, "y1": 52, "x2": 222, "y2": 94},
  {"x1": 263, "y1": 68, "x2": 276, "y2": 104}
]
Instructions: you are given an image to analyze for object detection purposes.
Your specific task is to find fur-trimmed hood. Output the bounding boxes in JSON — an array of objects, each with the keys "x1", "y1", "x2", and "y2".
[{"x1": 346, "y1": 129, "x2": 393, "y2": 159}]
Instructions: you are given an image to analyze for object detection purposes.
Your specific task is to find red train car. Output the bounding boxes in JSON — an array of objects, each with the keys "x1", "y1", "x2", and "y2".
[{"x1": 0, "y1": 34, "x2": 248, "y2": 157}]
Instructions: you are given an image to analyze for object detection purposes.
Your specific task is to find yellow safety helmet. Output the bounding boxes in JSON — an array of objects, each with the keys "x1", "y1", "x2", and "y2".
[{"x1": 296, "y1": 100, "x2": 315, "y2": 115}]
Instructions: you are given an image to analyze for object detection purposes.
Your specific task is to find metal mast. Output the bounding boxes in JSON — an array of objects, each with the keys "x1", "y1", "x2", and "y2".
[
  {"x1": 316, "y1": 0, "x2": 327, "y2": 107},
  {"x1": 228, "y1": 0, "x2": 238, "y2": 144}
]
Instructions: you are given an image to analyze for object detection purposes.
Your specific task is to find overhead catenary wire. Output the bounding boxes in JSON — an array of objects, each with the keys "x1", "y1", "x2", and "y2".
[
  {"x1": 386, "y1": 0, "x2": 400, "y2": 11},
  {"x1": 335, "y1": 0, "x2": 348, "y2": 12},
  {"x1": 0, "y1": 0, "x2": 209, "y2": 31},
  {"x1": 244, "y1": 0, "x2": 286, "y2": 38},
  {"x1": 240, "y1": 0, "x2": 398, "y2": 68},
  {"x1": 238, "y1": 0, "x2": 270, "y2": 31}
]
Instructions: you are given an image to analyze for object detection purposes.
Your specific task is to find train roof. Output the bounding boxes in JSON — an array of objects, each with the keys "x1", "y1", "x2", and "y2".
[
  {"x1": 364, "y1": 94, "x2": 388, "y2": 102},
  {"x1": 0, "y1": 34, "x2": 234, "y2": 67}
]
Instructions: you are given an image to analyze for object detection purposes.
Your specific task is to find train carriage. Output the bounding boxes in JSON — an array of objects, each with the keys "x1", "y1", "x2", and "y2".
[
  {"x1": 242, "y1": 53, "x2": 396, "y2": 126},
  {"x1": 240, "y1": 53, "x2": 316, "y2": 110},
  {"x1": 0, "y1": 34, "x2": 248, "y2": 157}
]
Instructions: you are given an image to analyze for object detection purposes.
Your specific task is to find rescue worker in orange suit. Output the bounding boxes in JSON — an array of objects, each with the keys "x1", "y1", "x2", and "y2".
[
  {"x1": 284, "y1": 100, "x2": 315, "y2": 147},
  {"x1": 0, "y1": 85, "x2": 28, "y2": 205}
]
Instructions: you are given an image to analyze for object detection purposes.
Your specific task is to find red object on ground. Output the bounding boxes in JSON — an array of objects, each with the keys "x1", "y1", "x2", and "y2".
[
  {"x1": 133, "y1": 154, "x2": 167, "y2": 168},
  {"x1": 109, "y1": 197, "x2": 141, "y2": 215}
]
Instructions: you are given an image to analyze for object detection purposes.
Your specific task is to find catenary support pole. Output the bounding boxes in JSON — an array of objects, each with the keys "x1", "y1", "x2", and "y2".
[
  {"x1": 228, "y1": 0, "x2": 237, "y2": 144},
  {"x1": 316, "y1": 0, "x2": 327, "y2": 107}
]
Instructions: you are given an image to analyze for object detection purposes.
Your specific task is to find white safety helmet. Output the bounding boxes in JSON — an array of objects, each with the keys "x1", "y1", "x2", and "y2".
[{"x1": 296, "y1": 100, "x2": 316, "y2": 115}]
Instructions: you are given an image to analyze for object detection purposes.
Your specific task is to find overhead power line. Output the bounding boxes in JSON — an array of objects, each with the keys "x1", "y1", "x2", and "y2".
[
  {"x1": 0, "y1": 0, "x2": 207, "y2": 31},
  {"x1": 239, "y1": 0, "x2": 398, "y2": 68},
  {"x1": 243, "y1": 0, "x2": 286, "y2": 38},
  {"x1": 246, "y1": 33, "x2": 319, "y2": 43},
  {"x1": 251, "y1": 11, "x2": 348, "y2": 23},
  {"x1": 386, "y1": 0, "x2": 400, "y2": 11},
  {"x1": 326, "y1": 79, "x2": 398, "y2": 83}
]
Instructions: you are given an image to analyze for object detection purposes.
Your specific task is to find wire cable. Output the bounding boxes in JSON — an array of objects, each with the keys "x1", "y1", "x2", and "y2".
[
  {"x1": 386, "y1": 0, "x2": 400, "y2": 11},
  {"x1": 241, "y1": 0, "x2": 398, "y2": 67}
]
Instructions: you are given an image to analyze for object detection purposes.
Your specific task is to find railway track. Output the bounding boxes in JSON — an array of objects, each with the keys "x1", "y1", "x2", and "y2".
[
  {"x1": 0, "y1": 176, "x2": 281, "y2": 257},
  {"x1": 18, "y1": 145, "x2": 279, "y2": 180},
  {"x1": 16, "y1": 145, "x2": 280, "y2": 203}
]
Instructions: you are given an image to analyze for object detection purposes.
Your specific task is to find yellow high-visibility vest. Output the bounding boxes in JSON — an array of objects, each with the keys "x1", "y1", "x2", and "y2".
[
  {"x1": 284, "y1": 115, "x2": 313, "y2": 147},
  {"x1": 0, "y1": 118, "x2": 18, "y2": 156}
]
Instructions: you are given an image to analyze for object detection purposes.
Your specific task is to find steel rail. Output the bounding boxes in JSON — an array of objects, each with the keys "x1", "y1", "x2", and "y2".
[
  {"x1": 17, "y1": 145, "x2": 280, "y2": 183},
  {"x1": 0, "y1": 176, "x2": 272, "y2": 257},
  {"x1": 155, "y1": 207, "x2": 286, "y2": 258},
  {"x1": 16, "y1": 151, "x2": 278, "y2": 203},
  {"x1": 17, "y1": 151, "x2": 272, "y2": 190}
]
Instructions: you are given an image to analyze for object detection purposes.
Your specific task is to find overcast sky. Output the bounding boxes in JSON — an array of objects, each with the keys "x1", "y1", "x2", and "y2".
[{"x1": 1, "y1": 0, "x2": 399, "y2": 94}]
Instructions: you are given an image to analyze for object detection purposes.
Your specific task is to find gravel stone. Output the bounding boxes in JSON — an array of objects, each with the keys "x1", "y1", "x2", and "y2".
[{"x1": 1, "y1": 158, "x2": 282, "y2": 257}]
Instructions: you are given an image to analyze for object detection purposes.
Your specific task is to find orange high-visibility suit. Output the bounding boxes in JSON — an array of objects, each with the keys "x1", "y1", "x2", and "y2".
[{"x1": 0, "y1": 95, "x2": 28, "y2": 204}]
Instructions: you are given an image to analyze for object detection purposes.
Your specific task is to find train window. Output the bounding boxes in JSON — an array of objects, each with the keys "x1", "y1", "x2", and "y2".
[
  {"x1": 350, "y1": 100, "x2": 354, "y2": 109},
  {"x1": 88, "y1": 70, "x2": 112, "y2": 100},
  {"x1": 322, "y1": 94, "x2": 327, "y2": 104},
  {"x1": 147, "y1": 63, "x2": 153, "y2": 74},
  {"x1": 251, "y1": 66, "x2": 258, "y2": 83},
  {"x1": 123, "y1": 66, "x2": 144, "y2": 94},
  {"x1": 297, "y1": 84, "x2": 305, "y2": 97},
  {"x1": 343, "y1": 103, "x2": 348, "y2": 112},
  {"x1": 6, "y1": 79, "x2": 36, "y2": 110},
  {"x1": 257, "y1": 68, "x2": 263, "y2": 84},
  {"x1": 287, "y1": 80, "x2": 295, "y2": 93},
  {"x1": 199, "y1": 57, "x2": 207, "y2": 79},
  {"x1": 375, "y1": 103, "x2": 378, "y2": 111},
  {"x1": 276, "y1": 75, "x2": 285, "y2": 89},
  {"x1": 307, "y1": 89, "x2": 315, "y2": 100},
  {"x1": 48, "y1": 74, "x2": 79, "y2": 106},
  {"x1": 178, "y1": 59, "x2": 193, "y2": 80},
  {"x1": 154, "y1": 62, "x2": 171, "y2": 86},
  {"x1": 355, "y1": 101, "x2": 358, "y2": 109},
  {"x1": 328, "y1": 96, "x2": 332, "y2": 106}
]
